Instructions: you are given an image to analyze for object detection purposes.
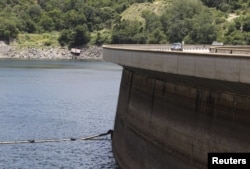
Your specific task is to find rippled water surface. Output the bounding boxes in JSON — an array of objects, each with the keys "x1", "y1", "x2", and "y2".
[{"x1": 0, "y1": 60, "x2": 122, "y2": 169}]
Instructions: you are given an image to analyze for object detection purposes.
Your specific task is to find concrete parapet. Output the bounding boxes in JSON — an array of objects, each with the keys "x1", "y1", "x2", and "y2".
[
  {"x1": 210, "y1": 46, "x2": 250, "y2": 55},
  {"x1": 103, "y1": 45, "x2": 250, "y2": 84}
]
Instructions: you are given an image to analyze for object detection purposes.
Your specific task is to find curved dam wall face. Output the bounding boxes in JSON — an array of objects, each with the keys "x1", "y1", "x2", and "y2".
[{"x1": 103, "y1": 45, "x2": 250, "y2": 169}]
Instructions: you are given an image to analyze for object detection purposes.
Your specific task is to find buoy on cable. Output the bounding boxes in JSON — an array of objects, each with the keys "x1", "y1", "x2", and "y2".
[{"x1": 0, "y1": 130, "x2": 113, "y2": 145}]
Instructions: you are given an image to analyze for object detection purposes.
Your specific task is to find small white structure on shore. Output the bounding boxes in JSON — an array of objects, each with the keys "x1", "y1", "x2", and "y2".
[{"x1": 71, "y1": 48, "x2": 81, "y2": 55}]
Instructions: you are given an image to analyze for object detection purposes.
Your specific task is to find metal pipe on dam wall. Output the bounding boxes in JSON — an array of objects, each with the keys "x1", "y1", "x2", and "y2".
[{"x1": 103, "y1": 45, "x2": 250, "y2": 169}]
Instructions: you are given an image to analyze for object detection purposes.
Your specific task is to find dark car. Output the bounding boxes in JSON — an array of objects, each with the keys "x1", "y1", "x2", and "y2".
[{"x1": 171, "y1": 43, "x2": 183, "y2": 51}]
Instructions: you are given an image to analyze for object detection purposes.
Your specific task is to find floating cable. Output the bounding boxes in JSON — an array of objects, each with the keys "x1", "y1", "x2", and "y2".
[{"x1": 0, "y1": 130, "x2": 113, "y2": 145}]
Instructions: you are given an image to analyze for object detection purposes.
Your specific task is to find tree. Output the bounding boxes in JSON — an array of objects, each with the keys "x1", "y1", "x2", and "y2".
[
  {"x1": 201, "y1": 0, "x2": 221, "y2": 8},
  {"x1": 167, "y1": 19, "x2": 187, "y2": 43},
  {"x1": 242, "y1": 15, "x2": 250, "y2": 32},
  {"x1": 0, "y1": 18, "x2": 18, "y2": 43},
  {"x1": 64, "y1": 10, "x2": 87, "y2": 28},
  {"x1": 188, "y1": 11, "x2": 217, "y2": 44},
  {"x1": 162, "y1": 0, "x2": 204, "y2": 43},
  {"x1": 170, "y1": 0, "x2": 203, "y2": 20},
  {"x1": 39, "y1": 14, "x2": 55, "y2": 32},
  {"x1": 58, "y1": 24, "x2": 90, "y2": 47},
  {"x1": 71, "y1": 24, "x2": 90, "y2": 46},
  {"x1": 246, "y1": 33, "x2": 250, "y2": 45},
  {"x1": 47, "y1": 9, "x2": 64, "y2": 31},
  {"x1": 148, "y1": 29, "x2": 166, "y2": 44},
  {"x1": 58, "y1": 29, "x2": 73, "y2": 46},
  {"x1": 201, "y1": 0, "x2": 242, "y2": 12},
  {"x1": 111, "y1": 20, "x2": 144, "y2": 43},
  {"x1": 25, "y1": 19, "x2": 38, "y2": 33},
  {"x1": 28, "y1": 5, "x2": 42, "y2": 22},
  {"x1": 142, "y1": 10, "x2": 163, "y2": 33}
]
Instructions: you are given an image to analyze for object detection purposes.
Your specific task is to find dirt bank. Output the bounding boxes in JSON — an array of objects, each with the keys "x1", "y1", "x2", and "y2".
[{"x1": 0, "y1": 41, "x2": 103, "y2": 60}]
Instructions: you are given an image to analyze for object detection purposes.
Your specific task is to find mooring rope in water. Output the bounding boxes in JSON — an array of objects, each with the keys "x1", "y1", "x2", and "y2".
[{"x1": 0, "y1": 130, "x2": 113, "y2": 145}]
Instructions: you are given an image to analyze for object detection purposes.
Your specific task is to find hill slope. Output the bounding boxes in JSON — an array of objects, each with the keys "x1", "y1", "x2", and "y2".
[
  {"x1": 0, "y1": 0, "x2": 249, "y2": 46},
  {"x1": 121, "y1": 0, "x2": 168, "y2": 22}
]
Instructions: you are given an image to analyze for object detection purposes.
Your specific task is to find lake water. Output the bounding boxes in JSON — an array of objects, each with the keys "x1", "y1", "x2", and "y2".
[{"x1": 0, "y1": 60, "x2": 122, "y2": 169}]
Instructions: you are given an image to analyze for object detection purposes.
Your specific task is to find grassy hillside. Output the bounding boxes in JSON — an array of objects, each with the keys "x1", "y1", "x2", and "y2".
[
  {"x1": 13, "y1": 32, "x2": 60, "y2": 48},
  {"x1": 121, "y1": 0, "x2": 168, "y2": 23},
  {"x1": 0, "y1": 0, "x2": 250, "y2": 46}
]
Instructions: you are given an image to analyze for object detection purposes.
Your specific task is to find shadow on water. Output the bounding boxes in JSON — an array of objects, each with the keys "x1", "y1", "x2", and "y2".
[{"x1": 0, "y1": 59, "x2": 120, "y2": 69}]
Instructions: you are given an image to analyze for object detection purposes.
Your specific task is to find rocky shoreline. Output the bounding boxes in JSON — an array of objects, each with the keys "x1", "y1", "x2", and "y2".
[{"x1": 0, "y1": 41, "x2": 103, "y2": 60}]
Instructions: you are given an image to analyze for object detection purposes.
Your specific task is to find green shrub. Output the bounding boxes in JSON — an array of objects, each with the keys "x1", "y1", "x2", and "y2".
[{"x1": 44, "y1": 40, "x2": 52, "y2": 46}]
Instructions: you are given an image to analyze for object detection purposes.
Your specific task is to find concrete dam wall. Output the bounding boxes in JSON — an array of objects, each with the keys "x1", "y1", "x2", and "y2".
[{"x1": 103, "y1": 45, "x2": 250, "y2": 169}]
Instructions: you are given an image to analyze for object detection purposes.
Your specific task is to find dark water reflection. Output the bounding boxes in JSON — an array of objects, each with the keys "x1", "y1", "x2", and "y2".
[{"x1": 0, "y1": 60, "x2": 122, "y2": 169}]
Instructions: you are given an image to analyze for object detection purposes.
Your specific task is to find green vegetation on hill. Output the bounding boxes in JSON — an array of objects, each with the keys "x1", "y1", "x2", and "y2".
[
  {"x1": 14, "y1": 32, "x2": 60, "y2": 48},
  {"x1": 121, "y1": 1, "x2": 167, "y2": 23},
  {"x1": 113, "y1": 0, "x2": 216, "y2": 44},
  {"x1": 0, "y1": 0, "x2": 250, "y2": 46}
]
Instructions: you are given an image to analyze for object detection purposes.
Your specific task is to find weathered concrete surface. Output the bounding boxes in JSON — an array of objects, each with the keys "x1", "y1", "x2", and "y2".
[
  {"x1": 103, "y1": 45, "x2": 250, "y2": 169},
  {"x1": 113, "y1": 67, "x2": 250, "y2": 169}
]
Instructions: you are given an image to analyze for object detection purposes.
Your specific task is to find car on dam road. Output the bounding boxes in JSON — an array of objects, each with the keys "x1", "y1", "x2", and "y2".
[{"x1": 171, "y1": 42, "x2": 183, "y2": 51}]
